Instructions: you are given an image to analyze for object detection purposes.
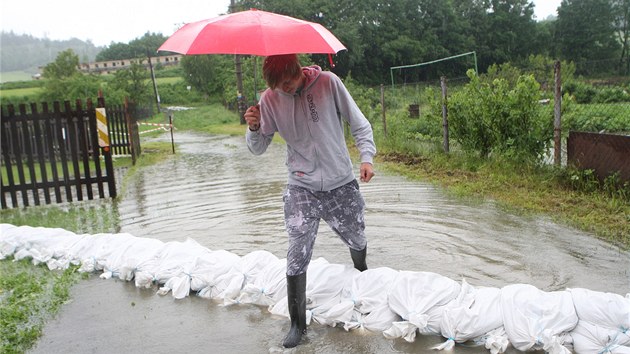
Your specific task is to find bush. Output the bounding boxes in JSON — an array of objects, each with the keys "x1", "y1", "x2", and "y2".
[
  {"x1": 594, "y1": 87, "x2": 630, "y2": 103},
  {"x1": 442, "y1": 70, "x2": 552, "y2": 161},
  {"x1": 564, "y1": 81, "x2": 598, "y2": 103}
]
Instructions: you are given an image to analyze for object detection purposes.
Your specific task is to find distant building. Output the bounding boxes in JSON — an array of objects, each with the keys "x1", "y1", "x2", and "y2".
[{"x1": 77, "y1": 54, "x2": 183, "y2": 75}]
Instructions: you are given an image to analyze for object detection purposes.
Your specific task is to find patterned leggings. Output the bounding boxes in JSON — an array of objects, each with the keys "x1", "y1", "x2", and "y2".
[{"x1": 283, "y1": 180, "x2": 367, "y2": 276}]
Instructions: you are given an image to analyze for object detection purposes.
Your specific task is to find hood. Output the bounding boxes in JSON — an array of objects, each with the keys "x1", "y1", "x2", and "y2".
[
  {"x1": 302, "y1": 65, "x2": 321, "y2": 91},
  {"x1": 277, "y1": 65, "x2": 322, "y2": 97}
]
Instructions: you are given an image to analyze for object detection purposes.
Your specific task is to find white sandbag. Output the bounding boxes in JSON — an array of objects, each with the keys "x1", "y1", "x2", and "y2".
[
  {"x1": 342, "y1": 267, "x2": 400, "y2": 332},
  {"x1": 481, "y1": 327, "x2": 510, "y2": 354},
  {"x1": 569, "y1": 288, "x2": 630, "y2": 330},
  {"x1": 383, "y1": 271, "x2": 461, "y2": 342},
  {"x1": 433, "y1": 280, "x2": 503, "y2": 350},
  {"x1": 99, "y1": 236, "x2": 165, "y2": 281},
  {"x1": 0, "y1": 224, "x2": 20, "y2": 259},
  {"x1": 303, "y1": 260, "x2": 357, "y2": 326},
  {"x1": 201, "y1": 250, "x2": 277, "y2": 304},
  {"x1": 158, "y1": 244, "x2": 240, "y2": 299},
  {"x1": 70, "y1": 233, "x2": 139, "y2": 273},
  {"x1": 568, "y1": 288, "x2": 630, "y2": 353},
  {"x1": 237, "y1": 257, "x2": 287, "y2": 306},
  {"x1": 133, "y1": 242, "x2": 172, "y2": 288},
  {"x1": 135, "y1": 238, "x2": 215, "y2": 298},
  {"x1": 189, "y1": 249, "x2": 241, "y2": 299},
  {"x1": 198, "y1": 251, "x2": 278, "y2": 305},
  {"x1": 270, "y1": 258, "x2": 357, "y2": 327},
  {"x1": 500, "y1": 284, "x2": 577, "y2": 353},
  {"x1": 2, "y1": 224, "x2": 84, "y2": 268},
  {"x1": 344, "y1": 305, "x2": 401, "y2": 333},
  {"x1": 571, "y1": 320, "x2": 630, "y2": 353},
  {"x1": 351, "y1": 267, "x2": 399, "y2": 314}
]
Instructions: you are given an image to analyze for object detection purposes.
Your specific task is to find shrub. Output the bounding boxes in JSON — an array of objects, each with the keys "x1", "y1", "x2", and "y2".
[{"x1": 443, "y1": 70, "x2": 552, "y2": 161}]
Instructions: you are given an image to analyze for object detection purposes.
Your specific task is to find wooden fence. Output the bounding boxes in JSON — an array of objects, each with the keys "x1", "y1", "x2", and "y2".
[
  {"x1": 107, "y1": 99, "x2": 141, "y2": 162},
  {"x1": 567, "y1": 131, "x2": 630, "y2": 182},
  {"x1": 1, "y1": 97, "x2": 140, "y2": 209}
]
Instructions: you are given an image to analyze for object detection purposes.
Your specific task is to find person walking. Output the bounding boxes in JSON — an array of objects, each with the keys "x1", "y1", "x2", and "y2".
[{"x1": 244, "y1": 54, "x2": 376, "y2": 348}]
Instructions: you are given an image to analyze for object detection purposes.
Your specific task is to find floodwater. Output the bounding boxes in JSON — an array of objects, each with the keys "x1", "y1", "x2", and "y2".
[
  {"x1": 118, "y1": 131, "x2": 629, "y2": 295},
  {"x1": 29, "y1": 131, "x2": 629, "y2": 354}
]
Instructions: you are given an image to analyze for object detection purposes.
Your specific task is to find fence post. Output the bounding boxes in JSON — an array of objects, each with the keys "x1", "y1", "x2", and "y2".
[
  {"x1": 441, "y1": 76, "x2": 449, "y2": 153},
  {"x1": 124, "y1": 98, "x2": 137, "y2": 165},
  {"x1": 98, "y1": 96, "x2": 117, "y2": 198},
  {"x1": 554, "y1": 60, "x2": 562, "y2": 166},
  {"x1": 168, "y1": 110, "x2": 175, "y2": 154},
  {"x1": 380, "y1": 84, "x2": 387, "y2": 136}
]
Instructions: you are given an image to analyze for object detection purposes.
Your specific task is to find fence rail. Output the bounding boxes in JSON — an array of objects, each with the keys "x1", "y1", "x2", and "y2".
[{"x1": 0, "y1": 98, "x2": 142, "y2": 209}]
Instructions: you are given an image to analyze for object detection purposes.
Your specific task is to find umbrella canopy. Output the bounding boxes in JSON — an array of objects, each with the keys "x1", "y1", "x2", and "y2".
[{"x1": 158, "y1": 9, "x2": 346, "y2": 56}]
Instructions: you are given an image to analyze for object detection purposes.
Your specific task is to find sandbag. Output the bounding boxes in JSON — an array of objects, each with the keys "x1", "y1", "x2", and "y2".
[
  {"x1": 500, "y1": 284, "x2": 577, "y2": 353},
  {"x1": 237, "y1": 257, "x2": 287, "y2": 306},
  {"x1": 342, "y1": 267, "x2": 400, "y2": 332},
  {"x1": 568, "y1": 288, "x2": 630, "y2": 353},
  {"x1": 383, "y1": 271, "x2": 461, "y2": 342},
  {"x1": 434, "y1": 280, "x2": 503, "y2": 350}
]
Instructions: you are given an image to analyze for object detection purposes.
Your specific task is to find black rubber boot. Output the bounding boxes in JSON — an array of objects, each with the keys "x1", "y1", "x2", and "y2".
[
  {"x1": 282, "y1": 272, "x2": 307, "y2": 348},
  {"x1": 350, "y1": 246, "x2": 368, "y2": 272}
]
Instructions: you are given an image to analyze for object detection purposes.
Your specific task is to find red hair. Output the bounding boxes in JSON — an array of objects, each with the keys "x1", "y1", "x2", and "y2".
[{"x1": 263, "y1": 54, "x2": 302, "y2": 89}]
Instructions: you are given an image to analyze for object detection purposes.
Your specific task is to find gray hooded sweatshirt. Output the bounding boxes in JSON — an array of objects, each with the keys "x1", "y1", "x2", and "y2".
[{"x1": 246, "y1": 65, "x2": 376, "y2": 192}]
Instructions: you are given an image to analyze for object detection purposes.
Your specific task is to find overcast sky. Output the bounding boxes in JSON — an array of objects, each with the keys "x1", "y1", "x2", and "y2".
[{"x1": 1, "y1": 0, "x2": 561, "y2": 47}]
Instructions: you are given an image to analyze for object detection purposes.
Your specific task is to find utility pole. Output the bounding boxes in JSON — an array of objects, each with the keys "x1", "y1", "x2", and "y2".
[
  {"x1": 146, "y1": 50, "x2": 161, "y2": 113},
  {"x1": 230, "y1": 0, "x2": 247, "y2": 124},
  {"x1": 235, "y1": 54, "x2": 247, "y2": 124}
]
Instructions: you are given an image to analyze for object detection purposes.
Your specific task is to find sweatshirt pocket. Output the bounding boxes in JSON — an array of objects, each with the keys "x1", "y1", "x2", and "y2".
[{"x1": 286, "y1": 146, "x2": 317, "y2": 178}]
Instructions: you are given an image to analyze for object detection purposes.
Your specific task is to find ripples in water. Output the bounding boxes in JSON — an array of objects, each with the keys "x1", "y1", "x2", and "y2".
[{"x1": 117, "y1": 132, "x2": 629, "y2": 295}]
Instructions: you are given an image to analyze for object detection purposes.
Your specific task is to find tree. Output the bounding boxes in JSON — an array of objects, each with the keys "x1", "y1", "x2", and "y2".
[
  {"x1": 42, "y1": 49, "x2": 80, "y2": 80},
  {"x1": 39, "y1": 49, "x2": 104, "y2": 103},
  {"x1": 109, "y1": 61, "x2": 151, "y2": 105},
  {"x1": 180, "y1": 55, "x2": 233, "y2": 99},
  {"x1": 555, "y1": 0, "x2": 620, "y2": 75},
  {"x1": 613, "y1": 0, "x2": 630, "y2": 74},
  {"x1": 476, "y1": 0, "x2": 539, "y2": 70},
  {"x1": 96, "y1": 32, "x2": 170, "y2": 61}
]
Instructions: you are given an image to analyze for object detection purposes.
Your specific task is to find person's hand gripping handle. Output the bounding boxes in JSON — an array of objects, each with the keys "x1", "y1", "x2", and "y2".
[{"x1": 245, "y1": 104, "x2": 261, "y2": 131}]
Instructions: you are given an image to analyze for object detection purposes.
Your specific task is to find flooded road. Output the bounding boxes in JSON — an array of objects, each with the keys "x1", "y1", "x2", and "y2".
[
  {"x1": 118, "y1": 132, "x2": 629, "y2": 295},
  {"x1": 31, "y1": 131, "x2": 627, "y2": 354}
]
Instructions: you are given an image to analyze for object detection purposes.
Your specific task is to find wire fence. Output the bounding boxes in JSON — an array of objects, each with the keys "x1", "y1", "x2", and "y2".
[{"x1": 347, "y1": 61, "x2": 630, "y2": 181}]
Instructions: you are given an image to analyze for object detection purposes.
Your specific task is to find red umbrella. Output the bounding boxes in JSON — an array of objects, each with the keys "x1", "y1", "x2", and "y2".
[{"x1": 157, "y1": 9, "x2": 346, "y2": 56}]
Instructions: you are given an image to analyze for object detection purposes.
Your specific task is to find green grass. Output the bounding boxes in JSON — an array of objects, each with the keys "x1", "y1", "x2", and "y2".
[
  {"x1": 148, "y1": 104, "x2": 245, "y2": 136},
  {"x1": 156, "y1": 77, "x2": 184, "y2": 85},
  {"x1": 0, "y1": 259, "x2": 84, "y2": 354},
  {"x1": 564, "y1": 102, "x2": 630, "y2": 133},
  {"x1": 0, "y1": 87, "x2": 42, "y2": 99}
]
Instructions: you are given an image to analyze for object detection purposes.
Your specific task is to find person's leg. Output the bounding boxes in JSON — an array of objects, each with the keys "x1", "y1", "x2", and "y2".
[
  {"x1": 282, "y1": 185, "x2": 321, "y2": 348},
  {"x1": 322, "y1": 180, "x2": 368, "y2": 271}
]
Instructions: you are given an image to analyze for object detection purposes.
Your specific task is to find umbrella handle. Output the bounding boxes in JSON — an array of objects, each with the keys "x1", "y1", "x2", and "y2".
[{"x1": 328, "y1": 54, "x2": 335, "y2": 69}]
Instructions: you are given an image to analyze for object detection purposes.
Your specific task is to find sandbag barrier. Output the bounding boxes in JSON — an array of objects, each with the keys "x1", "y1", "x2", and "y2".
[{"x1": 1, "y1": 224, "x2": 628, "y2": 353}]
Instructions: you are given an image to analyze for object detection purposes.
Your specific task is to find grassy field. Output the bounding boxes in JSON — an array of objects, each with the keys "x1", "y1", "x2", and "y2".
[
  {"x1": 156, "y1": 77, "x2": 185, "y2": 85},
  {"x1": 0, "y1": 86, "x2": 41, "y2": 99},
  {"x1": 0, "y1": 71, "x2": 34, "y2": 83}
]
